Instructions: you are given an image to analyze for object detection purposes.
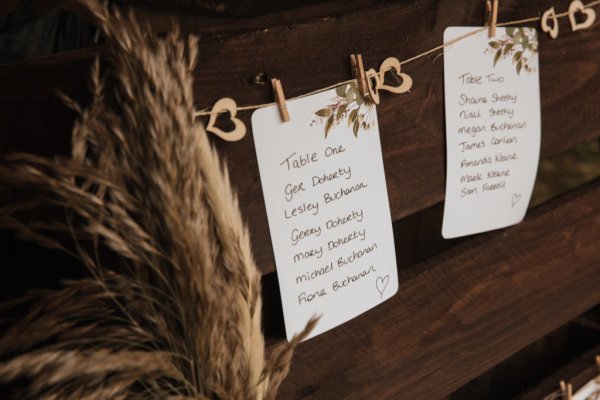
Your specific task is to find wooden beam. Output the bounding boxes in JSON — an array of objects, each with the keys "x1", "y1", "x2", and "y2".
[
  {"x1": 1, "y1": 0, "x2": 600, "y2": 274},
  {"x1": 274, "y1": 178, "x2": 600, "y2": 399}
]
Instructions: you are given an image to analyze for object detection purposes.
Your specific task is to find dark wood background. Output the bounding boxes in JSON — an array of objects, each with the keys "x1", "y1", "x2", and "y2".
[{"x1": 0, "y1": 0, "x2": 599, "y2": 399}]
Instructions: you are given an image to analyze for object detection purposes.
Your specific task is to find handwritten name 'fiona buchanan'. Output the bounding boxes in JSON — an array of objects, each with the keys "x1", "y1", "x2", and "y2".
[{"x1": 297, "y1": 265, "x2": 377, "y2": 305}]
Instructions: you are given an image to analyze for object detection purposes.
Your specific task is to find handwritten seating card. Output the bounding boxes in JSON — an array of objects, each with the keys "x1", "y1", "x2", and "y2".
[
  {"x1": 251, "y1": 83, "x2": 398, "y2": 340},
  {"x1": 442, "y1": 27, "x2": 541, "y2": 238},
  {"x1": 572, "y1": 375, "x2": 600, "y2": 400}
]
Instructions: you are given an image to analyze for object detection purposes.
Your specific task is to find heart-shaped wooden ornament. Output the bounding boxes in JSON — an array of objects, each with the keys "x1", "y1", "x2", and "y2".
[
  {"x1": 366, "y1": 68, "x2": 382, "y2": 104},
  {"x1": 568, "y1": 0, "x2": 596, "y2": 32},
  {"x1": 541, "y1": 7, "x2": 559, "y2": 39},
  {"x1": 205, "y1": 98, "x2": 246, "y2": 142},
  {"x1": 378, "y1": 57, "x2": 413, "y2": 94},
  {"x1": 366, "y1": 57, "x2": 413, "y2": 105}
]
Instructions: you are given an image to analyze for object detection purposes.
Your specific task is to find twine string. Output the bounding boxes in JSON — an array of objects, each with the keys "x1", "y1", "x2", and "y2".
[{"x1": 194, "y1": 0, "x2": 600, "y2": 118}]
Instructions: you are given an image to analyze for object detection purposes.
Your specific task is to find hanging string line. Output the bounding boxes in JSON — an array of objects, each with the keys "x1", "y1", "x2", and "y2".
[{"x1": 193, "y1": 0, "x2": 600, "y2": 118}]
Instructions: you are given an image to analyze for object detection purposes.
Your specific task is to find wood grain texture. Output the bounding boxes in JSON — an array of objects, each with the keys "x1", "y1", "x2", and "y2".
[
  {"x1": 444, "y1": 310, "x2": 600, "y2": 399},
  {"x1": 520, "y1": 344, "x2": 600, "y2": 400},
  {"x1": 1, "y1": 0, "x2": 600, "y2": 276},
  {"x1": 274, "y1": 178, "x2": 600, "y2": 400}
]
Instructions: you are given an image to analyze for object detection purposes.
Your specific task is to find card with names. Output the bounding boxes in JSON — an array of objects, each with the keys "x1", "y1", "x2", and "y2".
[
  {"x1": 251, "y1": 83, "x2": 398, "y2": 340},
  {"x1": 442, "y1": 27, "x2": 541, "y2": 238},
  {"x1": 573, "y1": 375, "x2": 600, "y2": 400}
]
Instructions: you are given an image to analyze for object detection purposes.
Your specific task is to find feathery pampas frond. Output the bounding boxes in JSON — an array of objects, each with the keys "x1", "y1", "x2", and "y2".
[{"x1": 0, "y1": 1, "x2": 314, "y2": 398}]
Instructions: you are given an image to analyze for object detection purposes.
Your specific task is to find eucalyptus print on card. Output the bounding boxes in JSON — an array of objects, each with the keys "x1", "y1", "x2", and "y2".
[
  {"x1": 486, "y1": 27, "x2": 539, "y2": 75},
  {"x1": 312, "y1": 82, "x2": 376, "y2": 138}
]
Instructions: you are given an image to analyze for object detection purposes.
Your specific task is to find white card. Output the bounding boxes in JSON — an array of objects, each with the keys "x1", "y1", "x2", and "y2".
[
  {"x1": 442, "y1": 27, "x2": 541, "y2": 238},
  {"x1": 573, "y1": 375, "x2": 600, "y2": 400},
  {"x1": 251, "y1": 84, "x2": 398, "y2": 340}
]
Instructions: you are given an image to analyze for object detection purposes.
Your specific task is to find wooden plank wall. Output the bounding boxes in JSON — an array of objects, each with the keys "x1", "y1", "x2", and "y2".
[
  {"x1": 2, "y1": 0, "x2": 600, "y2": 275},
  {"x1": 0, "y1": 1, "x2": 599, "y2": 399},
  {"x1": 520, "y1": 344, "x2": 600, "y2": 400},
  {"x1": 277, "y1": 178, "x2": 600, "y2": 399}
]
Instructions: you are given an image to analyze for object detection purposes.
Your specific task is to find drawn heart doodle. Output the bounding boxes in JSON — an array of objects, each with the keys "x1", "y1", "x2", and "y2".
[
  {"x1": 568, "y1": 0, "x2": 596, "y2": 32},
  {"x1": 205, "y1": 97, "x2": 247, "y2": 142},
  {"x1": 366, "y1": 57, "x2": 413, "y2": 105},
  {"x1": 511, "y1": 193, "x2": 522, "y2": 208},
  {"x1": 541, "y1": 7, "x2": 559, "y2": 39},
  {"x1": 376, "y1": 275, "x2": 390, "y2": 298}
]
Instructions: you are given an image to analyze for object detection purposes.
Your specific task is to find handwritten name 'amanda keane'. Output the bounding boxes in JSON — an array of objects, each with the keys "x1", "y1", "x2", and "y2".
[{"x1": 460, "y1": 152, "x2": 518, "y2": 168}]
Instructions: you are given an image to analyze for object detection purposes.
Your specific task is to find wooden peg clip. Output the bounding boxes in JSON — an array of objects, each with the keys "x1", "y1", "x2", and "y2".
[
  {"x1": 596, "y1": 355, "x2": 600, "y2": 373},
  {"x1": 560, "y1": 380, "x2": 573, "y2": 400},
  {"x1": 486, "y1": 0, "x2": 499, "y2": 38},
  {"x1": 271, "y1": 78, "x2": 290, "y2": 122},
  {"x1": 350, "y1": 54, "x2": 369, "y2": 98}
]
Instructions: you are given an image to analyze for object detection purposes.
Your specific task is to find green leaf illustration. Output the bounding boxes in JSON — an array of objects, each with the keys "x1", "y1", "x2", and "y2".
[
  {"x1": 352, "y1": 119, "x2": 359, "y2": 137},
  {"x1": 513, "y1": 31, "x2": 522, "y2": 44},
  {"x1": 487, "y1": 27, "x2": 538, "y2": 74},
  {"x1": 325, "y1": 115, "x2": 334, "y2": 137},
  {"x1": 316, "y1": 108, "x2": 331, "y2": 117},
  {"x1": 346, "y1": 87, "x2": 354, "y2": 103},
  {"x1": 356, "y1": 92, "x2": 364, "y2": 105},
  {"x1": 336, "y1": 103, "x2": 347, "y2": 120},
  {"x1": 493, "y1": 49, "x2": 502, "y2": 66},
  {"x1": 348, "y1": 108, "x2": 358, "y2": 127},
  {"x1": 513, "y1": 51, "x2": 523, "y2": 64},
  {"x1": 312, "y1": 82, "x2": 376, "y2": 138}
]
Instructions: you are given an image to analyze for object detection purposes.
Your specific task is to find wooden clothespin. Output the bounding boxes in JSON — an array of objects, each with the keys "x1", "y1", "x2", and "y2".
[
  {"x1": 271, "y1": 78, "x2": 290, "y2": 122},
  {"x1": 486, "y1": 0, "x2": 499, "y2": 38},
  {"x1": 350, "y1": 54, "x2": 369, "y2": 98},
  {"x1": 560, "y1": 380, "x2": 573, "y2": 400},
  {"x1": 596, "y1": 355, "x2": 600, "y2": 373}
]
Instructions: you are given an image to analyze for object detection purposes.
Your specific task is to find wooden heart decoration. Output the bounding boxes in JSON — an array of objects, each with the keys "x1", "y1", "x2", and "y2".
[
  {"x1": 205, "y1": 98, "x2": 246, "y2": 142},
  {"x1": 568, "y1": 0, "x2": 596, "y2": 32},
  {"x1": 541, "y1": 7, "x2": 559, "y2": 39},
  {"x1": 366, "y1": 57, "x2": 413, "y2": 105},
  {"x1": 378, "y1": 57, "x2": 413, "y2": 94},
  {"x1": 366, "y1": 68, "x2": 382, "y2": 104},
  {"x1": 376, "y1": 275, "x2": 390, "y2": 298}
]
